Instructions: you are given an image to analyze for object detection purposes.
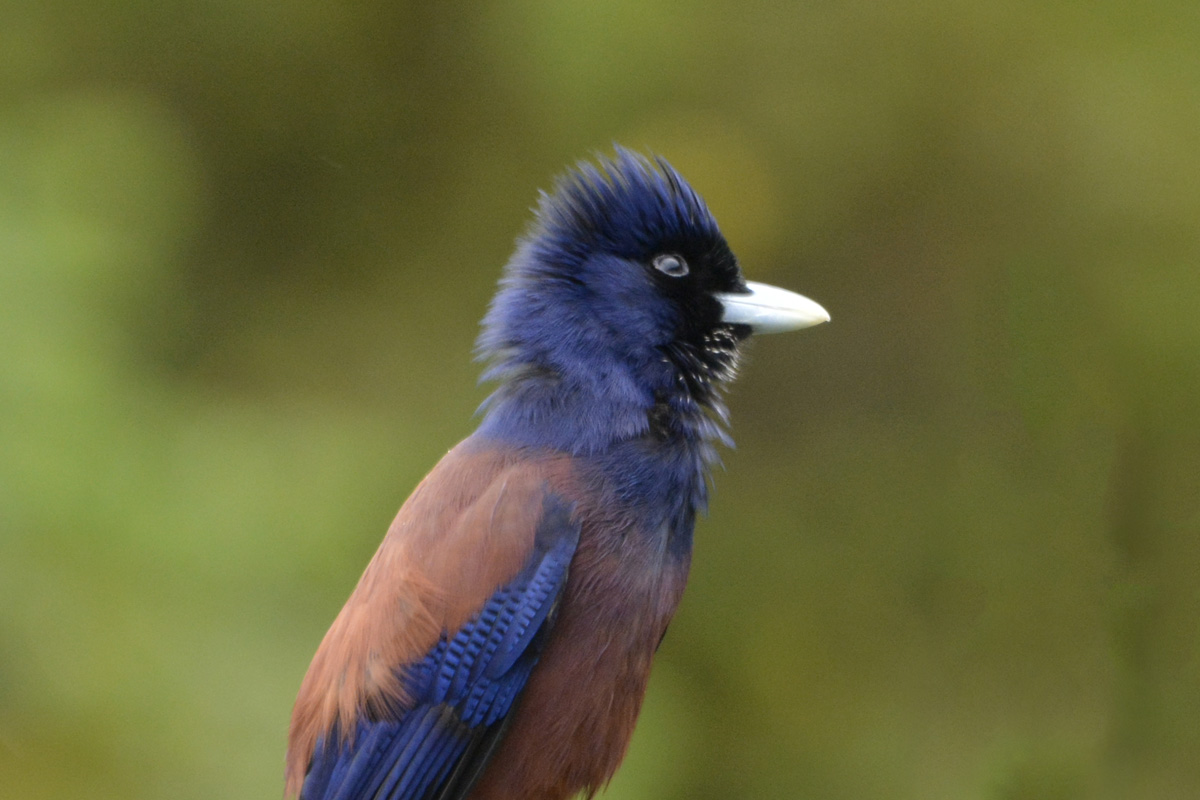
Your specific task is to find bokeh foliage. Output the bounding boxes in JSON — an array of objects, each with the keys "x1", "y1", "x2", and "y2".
[{"x1": 3, "y1": 2, "x2": 1199, "y2": 798}]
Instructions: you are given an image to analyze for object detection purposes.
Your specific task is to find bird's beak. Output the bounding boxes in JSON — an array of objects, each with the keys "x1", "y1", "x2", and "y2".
[{"x1": 715, "y1": 281, "x2": 830, "y2": 334}]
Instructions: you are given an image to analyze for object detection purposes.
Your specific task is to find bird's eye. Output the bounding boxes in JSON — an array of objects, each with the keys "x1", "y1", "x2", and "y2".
[{"x1": 653, "y1": 254, "x2": 689, "y2": 278}]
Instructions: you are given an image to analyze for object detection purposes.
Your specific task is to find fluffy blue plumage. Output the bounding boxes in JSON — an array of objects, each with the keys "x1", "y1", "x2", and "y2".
[
  {"x1": 527, "y1": 148, "x2": 724, "y2": 264},
  {"x1": 476, "y1": 149, "x2": 749, "y2": 540}
]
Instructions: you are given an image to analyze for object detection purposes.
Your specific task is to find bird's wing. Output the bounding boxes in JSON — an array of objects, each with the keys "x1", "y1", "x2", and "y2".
[{"x1": 287, "y1": 445, "x2": 580, "y2": 800}]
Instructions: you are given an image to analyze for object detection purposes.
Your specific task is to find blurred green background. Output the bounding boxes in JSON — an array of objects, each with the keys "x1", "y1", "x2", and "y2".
[{"x1": 3, "y1": 2, "x2": 1199, "y2": 799}]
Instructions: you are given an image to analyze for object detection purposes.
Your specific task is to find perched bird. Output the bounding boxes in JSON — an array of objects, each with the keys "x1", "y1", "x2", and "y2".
[{"x1": 286, "y1": 149, "x2": 829, "y2": 800}]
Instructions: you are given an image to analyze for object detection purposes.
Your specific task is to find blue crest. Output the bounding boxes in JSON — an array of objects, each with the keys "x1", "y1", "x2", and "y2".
[{"x1": 528, "y1": 147, "x2": 725, "y2": 264}]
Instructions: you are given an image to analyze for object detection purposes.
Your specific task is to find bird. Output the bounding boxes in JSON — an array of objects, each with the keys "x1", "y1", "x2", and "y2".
[{"x1": 285, "y1": 148, "x2": 829, "y2": 800}]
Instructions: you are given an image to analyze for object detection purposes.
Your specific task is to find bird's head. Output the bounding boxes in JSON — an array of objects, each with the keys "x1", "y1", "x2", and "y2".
[{"x1": 478, "y1": 148, "x2": 827, "y2": 449}]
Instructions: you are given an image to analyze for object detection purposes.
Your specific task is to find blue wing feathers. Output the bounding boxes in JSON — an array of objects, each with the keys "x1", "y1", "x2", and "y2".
[
  {"x1": 385, "y1": 707, "x2": 465, "y2": 800},
  {"x1": 300, "y1": 492, "x2": 580, "y2": 800},
  {"x1": 488, "y1": 543, "x2": 572, "y2": 680}
]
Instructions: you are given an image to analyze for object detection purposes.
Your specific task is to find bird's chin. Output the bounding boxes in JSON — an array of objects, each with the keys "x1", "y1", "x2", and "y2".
[{"x1": 723, "y1": 322, "x2": 754, "y2": 342}]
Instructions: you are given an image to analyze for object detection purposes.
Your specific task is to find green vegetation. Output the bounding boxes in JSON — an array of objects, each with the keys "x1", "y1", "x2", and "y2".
[{"x1": 2, "y1": 2, "x2": 1198, "y2": 798}]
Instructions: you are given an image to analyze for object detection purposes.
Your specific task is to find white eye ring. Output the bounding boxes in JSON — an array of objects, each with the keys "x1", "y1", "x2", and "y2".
[{"x1": 653, "y1": 254, "x2": 689, "y2": 278}]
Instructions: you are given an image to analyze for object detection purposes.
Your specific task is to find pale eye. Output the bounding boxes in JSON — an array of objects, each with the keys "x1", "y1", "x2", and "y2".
[{"x1": 653, "y1": 254, "x2": 689, "y2": 278}]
